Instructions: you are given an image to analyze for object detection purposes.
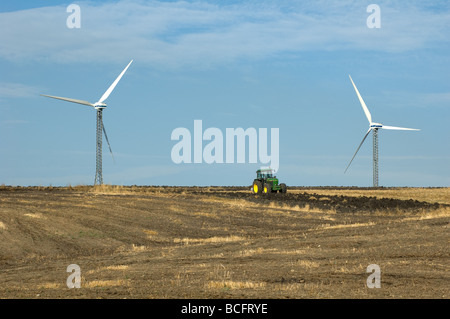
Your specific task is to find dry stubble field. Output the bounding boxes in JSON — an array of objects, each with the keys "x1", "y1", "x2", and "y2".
[{"x1": 0, "y1": 185, "x2": 449, "y2": 299}]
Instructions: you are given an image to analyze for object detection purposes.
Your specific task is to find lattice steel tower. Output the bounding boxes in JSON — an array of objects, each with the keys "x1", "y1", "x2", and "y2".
[
  {"x1": 94, "y1": 109, "x2": 104, "y2": 185},
  {"x1": 372, "y1": 128, "x2": 379, "y2": 187}
]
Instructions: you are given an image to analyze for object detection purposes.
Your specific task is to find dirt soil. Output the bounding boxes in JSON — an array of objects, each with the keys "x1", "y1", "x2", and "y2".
[{"x1": 0, "y1": 186, "x2": 448, "y2": 299}]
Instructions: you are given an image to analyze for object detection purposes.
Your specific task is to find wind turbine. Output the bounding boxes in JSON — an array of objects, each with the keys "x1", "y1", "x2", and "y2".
[
  {"x1": 345, "y1": 75, "x2": 419, "y2": 187},
  {"x1": 41, "y1": 60, "x2": 133, "y2": 185}
]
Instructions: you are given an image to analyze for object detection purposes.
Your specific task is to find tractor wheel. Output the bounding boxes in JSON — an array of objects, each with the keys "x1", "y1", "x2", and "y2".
[
  {"x1": 263, "y1": 182, "x2": 272, "y2": 196},
  {"x1": 280, "y1": 183, "x2": 287, "y2": 194},
  {"x1": 252, "y1": 180, "x2": 262, "y2": 194}
]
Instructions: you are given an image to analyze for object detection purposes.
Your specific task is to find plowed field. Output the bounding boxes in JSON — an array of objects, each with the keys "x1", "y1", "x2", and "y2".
[{"x1": 0, "y1": 186, "x2": 448, "y2": 299}]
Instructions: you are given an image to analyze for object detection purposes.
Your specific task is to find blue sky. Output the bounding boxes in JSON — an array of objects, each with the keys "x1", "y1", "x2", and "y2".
[{"x1": 0, "y1": 0, "x2": 449, "y2": 187}]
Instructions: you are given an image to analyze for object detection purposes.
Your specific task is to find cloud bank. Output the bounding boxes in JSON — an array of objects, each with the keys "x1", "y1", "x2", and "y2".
[{"x1": 0, "y1": 0, "x2": 449, "y2": 68}]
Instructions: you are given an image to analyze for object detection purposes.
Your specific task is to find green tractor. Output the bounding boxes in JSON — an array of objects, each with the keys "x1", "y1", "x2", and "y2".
[{"x1": 251, "y1": 168, "x2": 287, "y2": 195}]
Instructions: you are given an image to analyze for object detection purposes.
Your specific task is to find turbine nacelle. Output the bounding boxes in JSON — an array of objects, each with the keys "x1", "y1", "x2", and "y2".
[
  {"x1": 370, "y1": 123, "x2": 383, "y2": 129},
  {"x1": 93, "y1": 102, "x2": 107, "y2": 109}
]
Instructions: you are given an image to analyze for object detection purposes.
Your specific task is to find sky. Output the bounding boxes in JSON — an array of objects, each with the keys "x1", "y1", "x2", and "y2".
[{"x1": 0, "y1": 0, "x2": 449, "y2": 187}]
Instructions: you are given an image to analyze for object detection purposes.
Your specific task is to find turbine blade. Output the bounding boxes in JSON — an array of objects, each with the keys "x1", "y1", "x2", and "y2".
[
  {"x1": 41, "y1": 94, "x2": 94, "y2": 107},
  {"x1": 345, "y1": 128, "x2": 372, "y2": 173},
  {"x1": 349, "y1": 75, "x2": 372, "y2": 124},
  {"x1": 97, "y1": 60, "x2": 133, "y2": 104},
  {"x1": 382, "y1": 125, "x2": 420, "y2": 131},
  {"x1": 102, "y1": 120, "x2": 115, "y2": 163}
]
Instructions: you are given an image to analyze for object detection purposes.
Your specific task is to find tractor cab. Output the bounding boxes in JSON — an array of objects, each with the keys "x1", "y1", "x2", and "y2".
[{"x1": 257, "y1": 169, "x2": 274, "y2": 180}]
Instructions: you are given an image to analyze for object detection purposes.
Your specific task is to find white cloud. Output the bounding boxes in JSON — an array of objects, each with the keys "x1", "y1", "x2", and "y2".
[
  {"x1": 0, "y1": 1, "x2": 449, "y2": 68},
  {"x1": 0, "y1": 82, "x2": 41, "y2": 98},
  {"x1": 418, "y1": 92, "x2": 450, "y2": 107},
  {"x1": 379, "y1": 90, "x2": 450, "y2": 109}
]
